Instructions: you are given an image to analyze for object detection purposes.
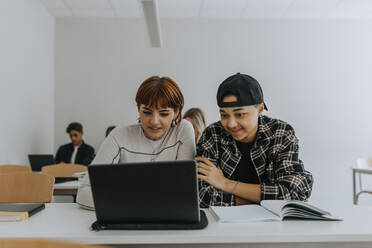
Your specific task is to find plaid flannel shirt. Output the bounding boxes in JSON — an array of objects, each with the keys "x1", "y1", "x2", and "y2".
[{"x1": 197, "y1": 115, "x2": 313, "y2": 207}]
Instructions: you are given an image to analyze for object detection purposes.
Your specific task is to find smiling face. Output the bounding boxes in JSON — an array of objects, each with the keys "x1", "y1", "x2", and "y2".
[
  {"x1": 139, "y1": 104, "x2": 178, "y2": 140},
  {"x1": 219, "y1": 95, "x2": 264, "y2": 143}
]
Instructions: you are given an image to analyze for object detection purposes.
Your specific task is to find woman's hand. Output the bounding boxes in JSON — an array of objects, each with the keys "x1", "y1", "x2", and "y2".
[{"x1": 196, "y1": 157, "x2": 228, "y2": 191}]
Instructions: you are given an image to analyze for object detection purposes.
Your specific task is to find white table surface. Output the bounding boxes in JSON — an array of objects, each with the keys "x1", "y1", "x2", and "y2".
[{"x1": 0, "y1": 203, "x2": 371, "y2": 248}]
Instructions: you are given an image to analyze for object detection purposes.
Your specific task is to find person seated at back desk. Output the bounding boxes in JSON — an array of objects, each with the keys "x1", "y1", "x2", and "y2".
[
  {"x1": 55, "y1": 122, "x2": 95, "y2": 166},
  {"x1": 76, "y1": 76, "x2": 196, "y2": 210},
  {"x1": 196, "y1": 73, "x2": 313, "y2": 207},
  {"x1": 183, "y1": 107, "x2": 207, "y2": 144}
]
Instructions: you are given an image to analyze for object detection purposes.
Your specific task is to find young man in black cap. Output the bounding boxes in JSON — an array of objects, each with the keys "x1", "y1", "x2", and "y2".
[{"x1": 196, "y1": 73, "x2": 313, "y2": 207}]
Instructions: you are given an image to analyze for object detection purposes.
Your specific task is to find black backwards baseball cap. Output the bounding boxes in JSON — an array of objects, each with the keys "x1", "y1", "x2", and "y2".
[{"x1": 217, "y1": 73, "x2": 268, "y2": 110}]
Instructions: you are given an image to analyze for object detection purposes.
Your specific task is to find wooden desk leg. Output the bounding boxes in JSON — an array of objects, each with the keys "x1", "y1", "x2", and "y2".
[{"x1": 353, "y1": 169, "x2": 357, "y2": 205}]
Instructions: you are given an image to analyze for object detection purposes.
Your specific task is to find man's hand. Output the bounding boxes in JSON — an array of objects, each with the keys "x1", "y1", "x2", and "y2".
[{"x1": 196, "y1": 157, "x2": 228, "y2": 190}]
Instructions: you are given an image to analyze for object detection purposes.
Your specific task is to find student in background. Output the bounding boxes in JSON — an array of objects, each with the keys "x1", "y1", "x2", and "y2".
[
  {"x1": 183, "y1": 107, "x2": 206, "y2": 143},
  {"x1": 196, "y1": 73, "x2": 313, "y2": 207},
  {"x1": 55, "y1": 122, "x2": 95, "y2": 166},
  {"x1": 77, "y1": 76, "x2": 196, "y2": 210},
  {"x1": 105, "y1": 125, "x2": 116, "y2": 137}
]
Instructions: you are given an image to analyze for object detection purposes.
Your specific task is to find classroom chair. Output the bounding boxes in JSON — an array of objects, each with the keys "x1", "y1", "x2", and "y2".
[
  {"x1": 0, "y1": 172, "x2": 55, "y2": 203},
  {"x1": 0, "y1": 239, "x2": 107, "y2": 248},
  {"x1": 352, "y1": 157, "x2": 372, "y2": 204},
  {"x1": 41, "y1": 163, "x2": 87, "y2": 178},
  {"x1": 0, "y1": 165, "x2": 31, "y2": 174}
]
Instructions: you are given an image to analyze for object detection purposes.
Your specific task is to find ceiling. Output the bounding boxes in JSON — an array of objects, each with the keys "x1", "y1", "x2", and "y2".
[{"x1": 41, "y1": 0, "x2": 372, "y2": 19}]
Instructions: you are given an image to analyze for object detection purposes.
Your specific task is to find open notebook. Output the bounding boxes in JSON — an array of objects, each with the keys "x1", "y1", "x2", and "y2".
[{"x1": 210, "y1": 200, "x2": 342, "y2": 223}]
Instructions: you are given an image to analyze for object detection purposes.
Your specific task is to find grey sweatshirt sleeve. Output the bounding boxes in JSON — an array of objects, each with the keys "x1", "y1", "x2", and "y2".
[
  {"x1": 76, "y1": 122, "x2": 196, "y2": 210},
  {"x1": 76, "y1": 131, "x2": 120, "y2": 210},
  {"x1": 176, "y1": 120, "x2": 196, "y2": 160}
]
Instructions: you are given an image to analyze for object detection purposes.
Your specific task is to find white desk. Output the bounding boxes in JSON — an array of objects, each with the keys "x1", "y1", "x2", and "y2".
[{"x1": 1, "y1": 203, "x2": 371, "y2": 248}]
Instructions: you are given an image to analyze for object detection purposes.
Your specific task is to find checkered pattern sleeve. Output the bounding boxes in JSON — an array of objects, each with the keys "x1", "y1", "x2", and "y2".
[
  {"x1": 260, "y1": 132, "x2": 313, "y2": 200},
  {"x1": 196, "y1": 125, "x2": 233, "y2": 208}
]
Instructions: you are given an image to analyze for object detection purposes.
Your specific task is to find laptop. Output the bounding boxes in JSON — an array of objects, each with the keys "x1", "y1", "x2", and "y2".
[
  {"x1": 28, "y1": 154, "x2": 55, "y2": 172},
  {"x1": 88, "y1": 160, "x2": 208, "y2": 230}
]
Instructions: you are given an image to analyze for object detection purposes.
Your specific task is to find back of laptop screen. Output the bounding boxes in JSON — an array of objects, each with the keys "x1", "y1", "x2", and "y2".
[
  {"x1": 89, "y1": 161, "x2": 200, "y2": 224},
  {"x1": 28, "y1": 155, "x2": 54, "y2": 171}
]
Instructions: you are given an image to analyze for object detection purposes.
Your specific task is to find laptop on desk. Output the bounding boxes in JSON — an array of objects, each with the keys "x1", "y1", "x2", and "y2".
[
  {"x1": 28, "y1": 154, "x2": 55, "y2": 172},
  {"x1": 88, "y1": 160, "x2": 208, "y2": 230}
]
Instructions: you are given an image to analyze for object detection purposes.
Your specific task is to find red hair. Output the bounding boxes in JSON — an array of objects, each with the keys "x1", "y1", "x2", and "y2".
[{"x1": 135, "y1": 76, "x2": 184, "y2": 125}]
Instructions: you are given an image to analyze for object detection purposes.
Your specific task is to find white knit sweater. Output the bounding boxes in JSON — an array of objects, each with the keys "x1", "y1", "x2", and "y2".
[{"x1": 76, "y1": 119, "x2": 196, "y2": 209}]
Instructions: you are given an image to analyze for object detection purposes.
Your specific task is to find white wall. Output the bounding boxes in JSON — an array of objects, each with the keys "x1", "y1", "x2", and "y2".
[
  {"x1": 55, "y1": 18, "x2": 372, "y2": 204},
  {"x1": 0, "y1": 0, "x2": 54, "y2": 165}
]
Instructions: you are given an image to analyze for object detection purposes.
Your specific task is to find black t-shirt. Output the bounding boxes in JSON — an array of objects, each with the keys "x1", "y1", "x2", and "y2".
[{"x1": 233, "y1": 141, "x2": 260, "y2": 184}]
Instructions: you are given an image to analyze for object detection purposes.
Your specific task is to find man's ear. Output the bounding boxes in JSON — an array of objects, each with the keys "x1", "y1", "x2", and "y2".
[{"x1": 257, "y1": 103, "x2": 265, "y2": 116}]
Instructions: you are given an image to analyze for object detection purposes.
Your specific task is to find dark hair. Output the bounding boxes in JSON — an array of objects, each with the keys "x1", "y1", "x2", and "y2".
[
  {"x1": 105, "y1": 125, "x2": 116, "y2": 137},
  {"x1": 66, "y1": 122, "x2": 83, "y2": 134},
  {"x1": 135, "y1": 76, "x2": 184, "y2": 125}
]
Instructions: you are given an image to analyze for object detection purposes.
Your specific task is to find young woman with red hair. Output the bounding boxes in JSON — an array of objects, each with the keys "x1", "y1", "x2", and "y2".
[{"x1": 77, "y1": 76, "x2": 195, "y2": 210}]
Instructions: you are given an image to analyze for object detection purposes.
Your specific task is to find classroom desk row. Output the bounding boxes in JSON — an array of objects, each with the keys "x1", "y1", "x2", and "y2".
[
  {"x1": 1, "y1": 203, "x2": 372, "y2": 248},
  {"x1": 53, "y1": 180, "x2": 79, "y2": 197}
]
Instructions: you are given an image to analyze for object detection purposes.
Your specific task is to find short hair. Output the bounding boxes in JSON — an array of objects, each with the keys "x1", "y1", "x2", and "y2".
[
  {"x1": 183, "y1": 108, "x2": 206, "y2": 141},
  {"x1": 105, "y1": 125, "x2": 116, "y2": 137},
  {"x1": 66, "y1": 122, "x2": 83, "y2": 134},
  {"x1": 135, "y1": 76, "x2": 184, "y2": 125}
]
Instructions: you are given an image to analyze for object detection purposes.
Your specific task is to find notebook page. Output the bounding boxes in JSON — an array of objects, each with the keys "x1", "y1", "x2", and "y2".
[{"x1": 210, "y1": 205, "x2": 280, "y2": 223}]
